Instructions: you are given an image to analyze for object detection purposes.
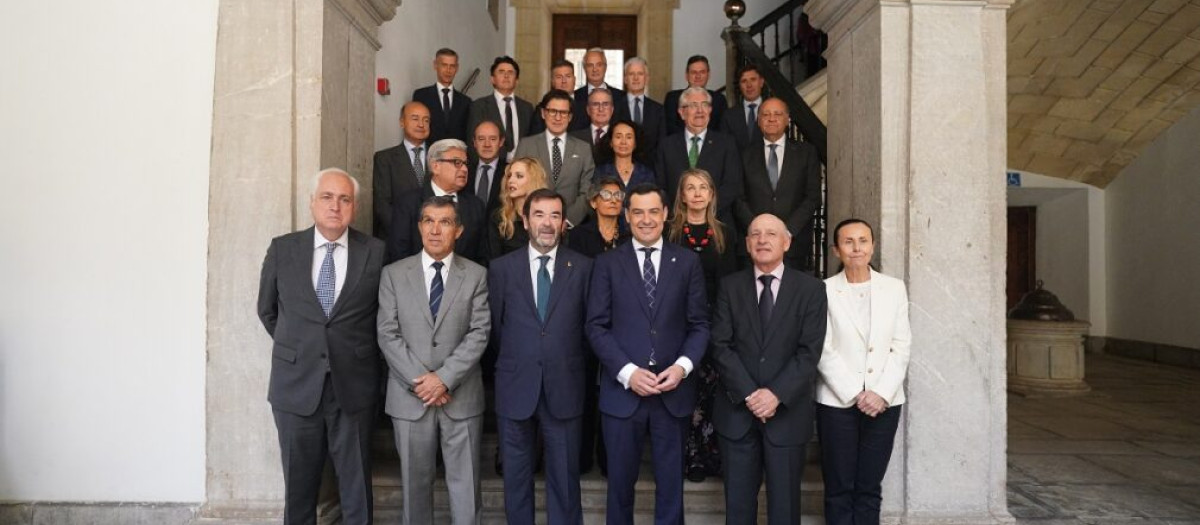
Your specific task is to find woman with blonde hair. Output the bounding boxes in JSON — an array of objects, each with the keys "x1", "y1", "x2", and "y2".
[
  {"x1": 667, "y1": 168, "x2": 737, "y2": 482},
  {"x1": 487, "y1": 156, "x2": 550, "y2": 259}
]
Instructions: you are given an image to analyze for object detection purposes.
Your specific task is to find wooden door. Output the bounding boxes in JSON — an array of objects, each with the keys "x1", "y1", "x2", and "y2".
[
  {"x1": 1007, "y1": 207, "x2": 1036, "y2": 312},
  {"x1": 552, "y1": 15, "x2": 638, "y2": 89}
]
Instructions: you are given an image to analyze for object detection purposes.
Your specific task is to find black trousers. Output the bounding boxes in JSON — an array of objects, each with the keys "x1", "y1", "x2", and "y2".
[
  {"x1": 273, "y1": 375, "x2": 376, "y2": 525},
  {"x1": 718, "y1": 422, "x2": 807, "y2": 525},
  {"x1": 816, "y1": 403, "x2": 902, "y2": 525}
]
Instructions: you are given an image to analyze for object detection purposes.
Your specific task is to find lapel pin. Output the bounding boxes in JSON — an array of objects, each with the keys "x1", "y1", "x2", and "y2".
[
  {"x1": 567, "y1": 261, "x2": 572, "y2": 267},
  {"x1": 671, "y1": 257, "x2": 676, "y2": 263}
]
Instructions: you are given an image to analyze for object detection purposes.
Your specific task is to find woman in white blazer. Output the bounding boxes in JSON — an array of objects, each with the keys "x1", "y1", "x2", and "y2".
[{"x1": 816, "y1": 218, "x2": 911, "y2": 525}]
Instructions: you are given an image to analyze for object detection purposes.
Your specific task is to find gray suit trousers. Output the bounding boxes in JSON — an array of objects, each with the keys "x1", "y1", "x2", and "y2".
[{"x1": 392, "y1": 409, "x2": 483, "y2": 525}]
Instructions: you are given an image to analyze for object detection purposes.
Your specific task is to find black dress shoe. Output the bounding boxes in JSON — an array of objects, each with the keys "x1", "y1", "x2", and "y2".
[
  {"x1": 686, "y1": 464, "x2": 707, "y2": 483},
  {"x1": 494, "y1": 446, "x2": 504, "y2": 476}
]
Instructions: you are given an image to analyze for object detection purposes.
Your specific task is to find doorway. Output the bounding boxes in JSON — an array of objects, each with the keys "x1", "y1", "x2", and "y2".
[
  {"x1": 552, "y1": 14, "x2": 638, "y2": 89},
  {"x1": 1007, "y1": 206, "x2": 1036, "y2": 311}
]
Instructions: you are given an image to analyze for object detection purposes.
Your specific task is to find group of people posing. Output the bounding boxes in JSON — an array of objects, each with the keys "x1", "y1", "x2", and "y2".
[{"x1": 257, "y1": 47, "x2": 912, "y2": 525}]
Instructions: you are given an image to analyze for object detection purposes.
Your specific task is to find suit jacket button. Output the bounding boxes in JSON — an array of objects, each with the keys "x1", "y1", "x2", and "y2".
[
  {"x1": 868, "y1": 368, "x2": 874, "y2": 373},
  {"x1": 432, "y1": 342, "x2": 438, "y2": 348},
  {"x1": 541, "y1": 331, "x2": 547, "y2": 337},
  {"x1": 759, "y1": 357, "x2": 766, "y2": 363},
  {"x1": 651, "y1": 330, "x2": 657, "y2": 335},
  {"x1": 869, "y1": 347, "x2": 874, "y2": 352},
  {"x1": 320, "y1": 353, "x2": 327, "y2": 359}
]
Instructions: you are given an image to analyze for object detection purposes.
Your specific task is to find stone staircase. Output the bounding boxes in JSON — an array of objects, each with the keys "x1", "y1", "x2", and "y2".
[{"x1": 370, "y1": 427, "x2": 825, "y2": 524}]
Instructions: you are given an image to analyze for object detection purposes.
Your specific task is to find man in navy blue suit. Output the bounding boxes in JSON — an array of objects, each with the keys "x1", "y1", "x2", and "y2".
[
  {"x1": 586, "y1": 183, "x2": 710, "y2": 525},
  {"x1": 489, "y1": 188, "x2": 592, "y2": 525}
]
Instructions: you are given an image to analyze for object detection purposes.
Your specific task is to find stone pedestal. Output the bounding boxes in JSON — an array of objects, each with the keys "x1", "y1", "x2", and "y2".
[
  {"x1": 202, "y1": 0, "x2": 398, "y2": 519},
  {"x1": 807, "y1": 0, "x2": 1014, "y2": 523},
  {"x1": 1008, "y1": 319, "x2": 1092, "y2": 396}
]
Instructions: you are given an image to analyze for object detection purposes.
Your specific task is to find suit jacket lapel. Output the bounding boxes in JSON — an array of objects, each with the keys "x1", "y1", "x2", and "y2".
[
  {"x1": 620, "y1": 243, "x2": 653, "y2": 320},
  {"x1": 652, "y1": 245, "x2": 682, "y2": 321},
  {"x1": 408, "y1": 259, "x2": 435, "y2": 328},
  {"x1": 543, "y1": 252, "x2": 573, "y2": 324},
  {"x1": 517, "y1": 253, "x2": 539, "y2": 321},
  {"x1": 762, "y1": 270, "x2": 799, "y2": 347},
  {"x1": 328, "y1": 231, "x2": 367, "y2": 319},
  {"x1": 774, "y1": 142, "x2": 799, "y2": 196},
  {"x1": 293, "y1": 228, "x2": 324, "y2": 314},
  {"x1": 740, "y1": 271, "x2": 765, "y2": 347},
  {"x1": 831, "y1": 272, "x2": 869, "y2": 344}
]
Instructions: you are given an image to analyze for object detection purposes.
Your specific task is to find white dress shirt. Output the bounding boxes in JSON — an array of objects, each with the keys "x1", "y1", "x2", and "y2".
[
  {"x1": 404, "y1": 139, "x2": 427, "y2": 168},
  {"x1": 763, "y1": 136, "x2": 787, "y2": 176},
  {"x1": 744, "y1": 97, "x2": 763, "y2": 122},
  {"x1": 476, "y1": 158, "x2": 499, "y2": 198},
  {"x1": 312, "y1": 228, "x2": 349, "y2": 301},
  {"x1": 616, "y1": 237, "x2": 694, "y2": 389},
  {"x1": 528, "y1": 245, "x2": 558, "y2": 305},
  {"x1": 493, "y1": 90, "x2": 522, "y2": 152},
  {"x1": 436, "y1": 81, "x2": 455, "y2": 111},
  {"x1": 544, "y1": 130, "x2": 568, "y2": 155},
  {"x1": 590, "y1": 124, "x2": 609, "y2": 143},
  {"x1": 420, "y1": 250, "x2": 455, "y2": 298},
  {"x1": 431, "y1": 181, "x2": 456, "y2": 199}
]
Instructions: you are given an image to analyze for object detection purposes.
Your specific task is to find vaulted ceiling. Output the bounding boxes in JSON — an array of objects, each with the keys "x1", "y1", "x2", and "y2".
[{"x1": 1008, "y1": 0, "x2": 1200, "y2": 187}]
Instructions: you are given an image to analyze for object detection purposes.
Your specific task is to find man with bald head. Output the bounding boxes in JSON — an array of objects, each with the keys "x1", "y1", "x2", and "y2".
[
  {"x1": 574, "y1": 48, "x2": 628, "y2": 130},
  {"x1": 374, "y1": 101, "x2": 432, "y2": 240},
  {"x1": 735, "y1": 97, "x2": 822, "y2": 270},
  {"x1": 259, "y1": 168, "x2": 386, "y2": 525},
  {"x1": 709, "y1": 213, "x2": 826, "y2": 525}
]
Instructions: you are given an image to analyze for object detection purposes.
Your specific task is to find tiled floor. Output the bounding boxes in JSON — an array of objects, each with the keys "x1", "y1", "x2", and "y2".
[{"x1": 1009, "y1": 353, "x2": 1200, "y2": 524}]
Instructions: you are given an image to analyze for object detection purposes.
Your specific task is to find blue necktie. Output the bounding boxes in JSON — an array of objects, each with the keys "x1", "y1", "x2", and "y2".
[
  {"x1": 640, "y1": 247, "x2": 657, "y2": 310},
  {"x1": 429, "y1": 261, "x2": 445, "y2": 320},
  {"x1": 747, "y1": 102, "x2": 758, "y2": 132},
  {"x1": 316, "y1": 242, "x2": 337, "y2": 317},
  {"x1": 536, "y1": 255, "x2": 551, "y2": 322}
]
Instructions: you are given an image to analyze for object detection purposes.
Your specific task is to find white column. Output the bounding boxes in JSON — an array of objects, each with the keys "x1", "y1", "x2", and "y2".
[{"x1": 807, "y1": 1, "x2": 1014, "y2": 522}]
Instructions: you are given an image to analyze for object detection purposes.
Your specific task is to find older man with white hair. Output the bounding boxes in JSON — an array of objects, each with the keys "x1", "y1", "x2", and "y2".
[{"x1": 258, "y1": 168, "x2": 386, "y2": 525}]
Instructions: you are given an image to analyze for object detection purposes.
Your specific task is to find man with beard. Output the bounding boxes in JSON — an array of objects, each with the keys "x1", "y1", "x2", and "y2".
[{"x1": 488, "y1": 188, "x2": 593, "y2": 524}]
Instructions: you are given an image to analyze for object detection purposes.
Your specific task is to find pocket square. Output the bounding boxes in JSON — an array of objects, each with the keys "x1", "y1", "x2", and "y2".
[{"x1": 570, "y1": 154, "x2": 579, "y2": 159}]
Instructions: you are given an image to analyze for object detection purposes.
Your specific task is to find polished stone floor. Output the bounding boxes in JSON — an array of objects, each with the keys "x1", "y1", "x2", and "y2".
[{"x1": 1009, "y1": 353, "x2": 1200, "y2": 524}]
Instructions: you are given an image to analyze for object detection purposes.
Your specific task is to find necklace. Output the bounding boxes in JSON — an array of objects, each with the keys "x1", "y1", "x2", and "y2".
[{"x1": 682, "y1": 223, "x2": 713, "y2": 252}]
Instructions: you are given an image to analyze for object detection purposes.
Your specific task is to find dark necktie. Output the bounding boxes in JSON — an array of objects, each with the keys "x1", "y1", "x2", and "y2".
[
  {"x1": 594, "y1": 127, "x2": 604, "y2": 144},
  {"x1": 552, "y1": 137, "x2": 562, "y2": 182},
  {"x1": 316, "y1": 242, "x2": 337, "y2": 317},
  {"x1": 640, "y1": 247, "x2": 657, "y2": 310},
  {"x1": 759, "y1": 274, "x2": 775, "y2": 333},
  {"x1": 747, "y1": 102, "x2": 758, "y2": 132},
  {"x1": 441, "y1": 87, "x2": 451, "y2": 114},
  {"x1": 430, "y1": 261, "x2": 445, "y2": 320},
  {"x1": 536, "y1": 255, "x2": 551, "y2": 322},
  {"x1": 412, "y1": 146, "x2": 424, "y2": 185},
  {"x1": 634, "y1": 96, "x2": 643, "y2": 125},
  {"x1": 476, "y1": 164, "x2": 491, "y2": 203},
  {"x1": 503, "y1": 96, "x2": 515, "y2": 148},
  {"x1": 767, "y1": 143, "x2": 780, "y2": 190}
]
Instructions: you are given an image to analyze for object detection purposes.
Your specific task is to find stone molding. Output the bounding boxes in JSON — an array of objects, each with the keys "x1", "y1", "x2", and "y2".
[{"x1": 328, "y1": 0, "x2": 402, "y2": 50}]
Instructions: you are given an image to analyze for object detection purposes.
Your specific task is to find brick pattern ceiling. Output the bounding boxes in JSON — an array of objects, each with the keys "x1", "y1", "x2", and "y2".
[{"x1": 1008, "y1": 0, "x2": 1200, "y2": 187}]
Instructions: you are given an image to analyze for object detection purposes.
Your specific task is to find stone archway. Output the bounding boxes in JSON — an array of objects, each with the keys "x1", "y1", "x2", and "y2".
[
  {"x1": 510, "y1": 0, "x2": 679, "y2": 101},
  {"x1": 202, "y1": 0, "x2": 399, "y2": 519}
]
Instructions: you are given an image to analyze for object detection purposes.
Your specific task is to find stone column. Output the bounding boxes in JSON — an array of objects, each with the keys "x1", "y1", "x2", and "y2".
[
  {"x1": 202, "y1": 0, "x2": 398, "y2": 519},
  {"x1": 807, "y1": 1, "x2": 1013, "y2": 523}
]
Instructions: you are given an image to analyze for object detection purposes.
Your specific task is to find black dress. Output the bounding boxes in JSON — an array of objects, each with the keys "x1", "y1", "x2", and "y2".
[
  {"x1": 567, "y1": 218, "x2": 630, "y2": 258},
  {"x1": 676, "y1": 221, "x2": 738, "y2": 481},
  {"x1": 487, "y1": 215, "x2": 528, "y2": 260}
]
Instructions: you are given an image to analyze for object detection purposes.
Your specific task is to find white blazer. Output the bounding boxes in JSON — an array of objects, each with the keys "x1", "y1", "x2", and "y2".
[{"x1": 816, "y1": 269, "x2": 912, "y2": 408}]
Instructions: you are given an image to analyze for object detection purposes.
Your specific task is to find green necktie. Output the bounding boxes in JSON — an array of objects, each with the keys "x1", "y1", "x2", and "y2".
[{"x1": 688, "y1": 136, "x2": 701, "y2": 168}]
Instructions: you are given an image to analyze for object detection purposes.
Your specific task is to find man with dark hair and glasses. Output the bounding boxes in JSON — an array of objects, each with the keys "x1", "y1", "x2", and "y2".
[{"x1": 513, "y1": 89, "x2": 595, "y2": 227}]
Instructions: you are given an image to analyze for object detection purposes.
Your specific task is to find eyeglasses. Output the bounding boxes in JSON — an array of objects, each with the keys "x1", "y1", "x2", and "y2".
[
  {"x1": 544, "y1": 108, "x2": 571, "y2": 119},
  {"x1": 435, "y1": 158, "x2": 469, "y2": 168},
  {"x1": 596, "y1": 189, "x2": 625, "y2": 202},
  {"x1": 682, "y1": 102, "x2": 712, "y2": 111},
  {"x1": 589, "y1": 101, "x2": 613, "y2": 108}
]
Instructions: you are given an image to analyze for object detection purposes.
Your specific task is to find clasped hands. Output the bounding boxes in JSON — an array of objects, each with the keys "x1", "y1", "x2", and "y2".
[
  {"x1": 745, "y1": 388, "x2": 779, "y2": 423},
  {"x1": 629, "y1": 365, "x2": 686, "y2": 397},
  {"x1": 413, "y1": 372, "x2": 451, "y2": 407},
  {"x1": 855, "y1": 390, "x2": 888, "y2": 417}
]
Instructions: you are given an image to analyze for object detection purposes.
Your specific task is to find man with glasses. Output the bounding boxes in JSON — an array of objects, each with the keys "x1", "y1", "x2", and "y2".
[
  {"x1": 735, "y1": 98, "x2": 822, "y2": 271},
  {"x1": 386, "y1": 139, "x2": 487, "y2": 265},
  {"x1": 468, "y1": 56, "x2": 534, "y2": 161},
  {"x1": 574, "y1": 48, "x2": 628, "y2": 130},
  {"x1": 514, "y1": 89, "x2": 595, "y2": 227},
  {"x1": 655, "y1": 86, "x2": 743, "y2": 226},
  {"x1": 569, "y1": 87, "x2": 615, "y2": 162},
  {"x1": 378, "y1": 194, "x2": 491, "y2": 525}
]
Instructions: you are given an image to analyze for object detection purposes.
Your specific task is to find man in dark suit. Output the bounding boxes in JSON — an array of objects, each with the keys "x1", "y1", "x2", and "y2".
[
  {"x1": 513, "y1": 89, "x2": 595, "y2": 227},
  {"x1": 467, "y1": 119, "x2": 507, "y2": 220},
  {"x1": 710, "y1": 213, "x2": 826, "y2": 525},
  {"x1": 387, "y1": 139, "x2": 487, "y2": 265},
  {"x1": 468, "y1": 56, "x2": 534, "y2": 161},
  {"x1": 655, "y1": 86, "x2": 743, "y2": 225},
  {"x1": 663, "y1": 55, "x2": 726, "y2": 136},
  {"x1": 720, "y1": 63, "x2": 766, "y2": 152},
  {"x1": 411, "y1": 48, "x2": 470, "y2": 144},
  {"x1": 623, "y1": 57, "x2": 666, "y2": 162},
  {"x1": 257, "y1": 168, "x2": 385, "y2": 525},
  {"x1": 568, "y1": 87, "x2": 615, "y2": 162},
  {"x1": 489, "y1": 188, "x2": 593, "y2": 525},
  {"x1": 736, "y1": 98, "x2": 822, "y2": 270},
  {"x1": 573, "y1": 48, "x2": 628, "y2": 130},
  {"x1": 529, "y1": 59, "x2": 580, "y2": 136},
  {"x1": 373, "y1": 101, "x2": 431, "y2": 241},
  {"x1": 586, "y1": 183, "x2": 709, "y2": 525}
]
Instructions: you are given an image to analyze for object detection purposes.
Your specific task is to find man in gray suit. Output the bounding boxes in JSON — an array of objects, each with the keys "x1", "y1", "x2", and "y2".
[
  {"x1": 258, "y1": 168, "x2": 385, "y2": 525},
  {"x1": 377, "y1": 196, "x2": 491, "y2": 525},
  {"x1": 513, "y1": 89, "x2": 594, "y2": 226}
]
